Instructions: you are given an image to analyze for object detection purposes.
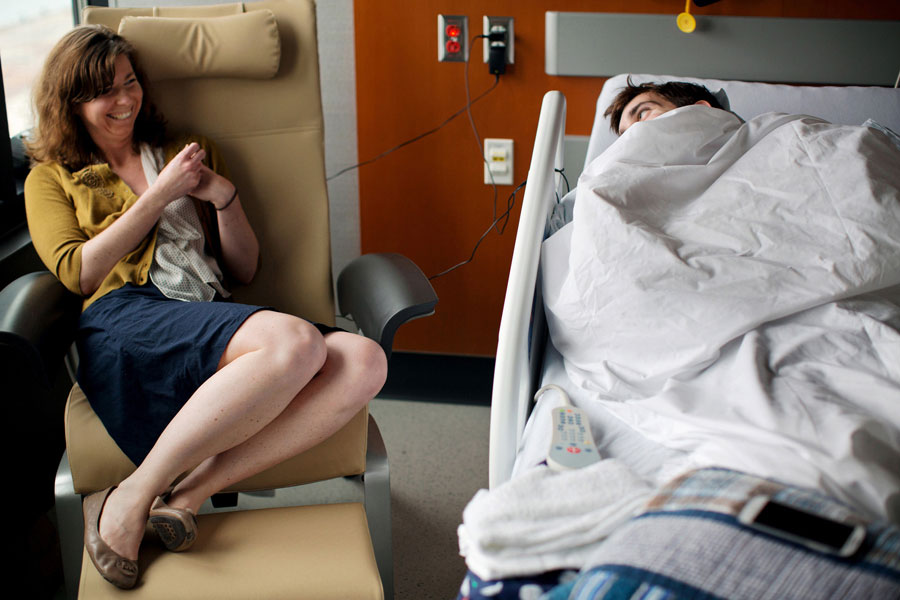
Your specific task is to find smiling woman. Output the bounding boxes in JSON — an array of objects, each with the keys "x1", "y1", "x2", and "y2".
[
  {"x1": 23, "y1": 24, "x2": 388, "y2": 590},
  {"x1": 27, "y1": 25, "x2": 166, "y2": 173},
  {"x1": 75, "y1": 55, "x2": 144, "y2": 153}
]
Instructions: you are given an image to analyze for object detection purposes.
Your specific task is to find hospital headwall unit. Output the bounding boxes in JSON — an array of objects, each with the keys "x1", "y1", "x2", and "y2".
[{"x1": 545, "y1": 12, "x2": 900, "y2": 85}]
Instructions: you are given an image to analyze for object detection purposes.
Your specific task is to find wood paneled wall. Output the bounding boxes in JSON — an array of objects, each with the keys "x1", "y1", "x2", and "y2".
[{"x1": 353, "y1": 0, "x2": 900, "y2": 356}]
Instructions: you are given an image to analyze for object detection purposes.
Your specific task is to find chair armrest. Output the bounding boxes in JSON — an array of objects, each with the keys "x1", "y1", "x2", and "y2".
[
  {"x1": 0, "y1": 271, "x2": 81, "y2": 372},
  {"x1": 336, "y1": 253, "x2": 437, "y2": 359}
]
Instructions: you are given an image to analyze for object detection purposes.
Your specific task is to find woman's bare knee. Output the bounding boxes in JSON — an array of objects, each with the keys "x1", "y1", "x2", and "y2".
[
  {"x1": 275, "y1": 319, "x2": 328, "y2": 376},
  {"x1": 357, "y1": 336, "x2": 388, "y2": 399},
  {"x1": 220, "y1": 311, "x2": 327, "y2": 379},
  {"x1": 325, "y1": 333, "x2": 387, "y2": 406}
]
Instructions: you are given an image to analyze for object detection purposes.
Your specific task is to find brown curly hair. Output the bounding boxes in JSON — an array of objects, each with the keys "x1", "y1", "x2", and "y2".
[{"x1": 27, "y1": 24, "x2": 166, "y2": 170}]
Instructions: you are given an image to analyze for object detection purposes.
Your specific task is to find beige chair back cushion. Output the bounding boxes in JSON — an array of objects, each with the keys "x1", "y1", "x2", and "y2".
[
  {"x1": 84, "y1": 0, "x2": 335, "y2": 324},
  {"x1": 71, "y1": 0, "x2": 366, "y2": 494},
  {"x1": 117, "y1": 10, "x2": 282, "y2": 81}
]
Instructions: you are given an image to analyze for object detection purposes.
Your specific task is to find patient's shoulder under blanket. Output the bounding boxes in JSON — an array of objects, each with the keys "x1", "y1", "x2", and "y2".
[
  {"x1": 543, "y1": 107, "x2": 900, "y2": 522},
  {"x1": 555, "y1": 107, "x2": 900, "y2": 396}
]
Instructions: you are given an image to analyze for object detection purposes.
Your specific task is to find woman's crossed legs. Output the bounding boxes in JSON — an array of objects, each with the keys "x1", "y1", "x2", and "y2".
[{"x1": 94, "y1": 310, "x2": 387, "y2": 561}]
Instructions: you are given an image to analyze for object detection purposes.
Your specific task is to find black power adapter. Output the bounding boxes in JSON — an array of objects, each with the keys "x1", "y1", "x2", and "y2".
[
  {"x1": 489, "y1": 44, "x2": 506, "y2": 75},
  {"x1": 486, "y1": 29, "x2": 508, "y2": 76}
]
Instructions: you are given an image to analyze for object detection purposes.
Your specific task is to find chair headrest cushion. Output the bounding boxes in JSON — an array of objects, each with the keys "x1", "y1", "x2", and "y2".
[{"x1": 118, "y1": 10, "x2": 281, "y2": 81}]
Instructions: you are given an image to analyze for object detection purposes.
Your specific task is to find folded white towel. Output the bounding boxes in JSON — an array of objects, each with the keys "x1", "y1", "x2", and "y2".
[{"x1": 458, "y1": 458, "x2": 652, "y2": 580}]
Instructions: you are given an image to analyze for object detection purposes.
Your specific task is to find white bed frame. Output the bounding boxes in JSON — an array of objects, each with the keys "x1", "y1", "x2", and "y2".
[
  {"x1": 490, "y1": 91, "x2": 566, "y2": 488},
  {"x1": 489, "y1": 77, "x2": 900, "y2": 489}
]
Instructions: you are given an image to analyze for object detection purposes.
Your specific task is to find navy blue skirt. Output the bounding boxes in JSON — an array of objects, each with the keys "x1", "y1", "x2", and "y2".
[{"x1": 76, "y1": 282, "x2": 340, "y2": 465}]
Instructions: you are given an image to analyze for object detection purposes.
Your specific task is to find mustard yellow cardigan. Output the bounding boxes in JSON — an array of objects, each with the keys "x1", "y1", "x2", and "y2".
[{"x1": 25, "y1": 135, "x2": 230, "y2": 311}]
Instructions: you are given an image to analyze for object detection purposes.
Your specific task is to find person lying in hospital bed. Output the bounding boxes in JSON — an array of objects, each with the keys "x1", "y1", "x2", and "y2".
[
  {"x1": 602, "y1": 79, "x2": 727, "y2": 134},
  {"x1": 459, "y1": 79, "x2": 900, "y2": 590},
  {"x1": 548, "y1": 78, "x2": 900, "y2": 520}
]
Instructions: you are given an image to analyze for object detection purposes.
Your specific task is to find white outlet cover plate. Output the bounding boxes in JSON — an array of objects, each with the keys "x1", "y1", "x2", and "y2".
[
  {"x1": 483, "y1": 16, "x2": 514, "y2": 64},
  {"x1": 484, "y1": 138, "x2": 513, "y2": 185}
]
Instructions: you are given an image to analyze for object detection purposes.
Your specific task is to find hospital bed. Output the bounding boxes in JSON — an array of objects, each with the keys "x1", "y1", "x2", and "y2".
[{"x1": 460, "y1": 75, "x2": 900, "y2": 598}]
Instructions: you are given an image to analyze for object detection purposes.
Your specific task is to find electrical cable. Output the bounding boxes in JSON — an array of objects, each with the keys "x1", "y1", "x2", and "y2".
[
  {"x1": 464, "y1": 34, "x2": 502, "y2": 232},
  {"x1": 429, "y1": 166, "x2": 572, "y2": 282},
  {"x1": 557, "y1": 168, "x2": 570, "y2": 195},
  {"x1": 554, "y1": 169, "x2": 569, "y2": 204},
  {"x1": 328, "y1": 31, "x2": 514, "y2": 281},
  {"x1": 427, "y1": 35, "x2": 509, "y2": 280},
  {"x1": 534, "y1": 384, "x2": 572, "y2": 406},
  {"x1": 430, "y1": 165, "x2": 572, "y2": 279},
  {"x1": 429, "y1": 178, "x2": 527, "y2": 280},
  {"x1": 326, "y1": 50, "x2": 501, "y2": 182}
]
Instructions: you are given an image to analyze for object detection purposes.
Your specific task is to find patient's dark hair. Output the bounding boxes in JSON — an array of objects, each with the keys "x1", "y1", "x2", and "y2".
[{"x1": 604, "y1": 78, "x2": 723, "y2": 134}]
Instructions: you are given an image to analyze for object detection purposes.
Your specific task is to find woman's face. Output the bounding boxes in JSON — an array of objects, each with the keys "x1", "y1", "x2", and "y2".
[{"x1": 76, "y1": 53, "x2": 143, "y2": 149}]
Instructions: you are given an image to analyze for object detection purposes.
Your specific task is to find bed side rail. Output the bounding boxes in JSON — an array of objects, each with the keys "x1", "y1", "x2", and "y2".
[{"x1": 489, "y1": 91, "x2": 566, "y2": 489}]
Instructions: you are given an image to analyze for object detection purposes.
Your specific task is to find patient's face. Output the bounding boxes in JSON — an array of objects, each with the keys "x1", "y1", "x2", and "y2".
[{"x1": 618, "y1": 92, "x2": 679, "y2": 134}]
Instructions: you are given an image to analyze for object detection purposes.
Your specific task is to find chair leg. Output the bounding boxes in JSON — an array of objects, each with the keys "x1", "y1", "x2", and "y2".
[
  {"x1": 365, "y1": 415, "x2": 394, "y2": 600},
  {"x1": 54, "y1": 451, "x2": 82, "y2": 600}
]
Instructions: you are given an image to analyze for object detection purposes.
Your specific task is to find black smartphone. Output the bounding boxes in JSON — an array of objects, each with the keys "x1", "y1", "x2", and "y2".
[{"x1": 738, "y1": 495, "x2": 866, "y2": 557}]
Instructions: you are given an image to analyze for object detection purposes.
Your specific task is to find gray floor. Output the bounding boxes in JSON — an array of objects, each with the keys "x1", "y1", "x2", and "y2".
[
  {"x1": 201, "y1": 397, "x2": 490, "y2": 599},
  {"x1": 371, "y1": 398, "x2": 490, "y2": 600},
  {"x1": 218, "y1": 397, "x2": 491, "y2": 599}
]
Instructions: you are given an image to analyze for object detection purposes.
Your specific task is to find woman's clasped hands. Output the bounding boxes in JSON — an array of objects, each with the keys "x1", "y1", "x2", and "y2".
[
  {"x1": 153, "y1": 142, "x2": 205, "y2": 200},
  {"x1": 153, "y1": 142, "x2": 236, "y2": 210}
]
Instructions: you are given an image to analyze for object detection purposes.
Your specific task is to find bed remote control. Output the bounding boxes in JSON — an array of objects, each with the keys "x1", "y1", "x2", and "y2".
[
  {"x1": 547, "y1": 405, "x2": 600, "y2": 470},
  {"x1": 535, "y1": 385, "x2": 601, "y2": 470},
  {"x1": 536, "y1": 381, "x2": 598, "y2": 471}
]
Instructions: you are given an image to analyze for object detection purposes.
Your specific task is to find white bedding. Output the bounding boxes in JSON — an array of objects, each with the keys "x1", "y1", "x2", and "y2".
[{"x1": 543, "y1": 107, "x2": 900, "y2": 522}]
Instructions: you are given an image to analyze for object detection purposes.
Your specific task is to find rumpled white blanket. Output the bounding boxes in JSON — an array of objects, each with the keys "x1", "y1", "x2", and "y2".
[
  {"x1": 458, "y1": 459, "x2": 651, "y2": 580},
  {"x1": 544, "y1": 107, "x2": 900, "y2": 522}
]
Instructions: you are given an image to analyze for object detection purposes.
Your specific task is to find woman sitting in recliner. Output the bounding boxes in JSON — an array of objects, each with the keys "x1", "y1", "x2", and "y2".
[{"x1": 25, "y1": 24, "x2": 387, "y2": 590}]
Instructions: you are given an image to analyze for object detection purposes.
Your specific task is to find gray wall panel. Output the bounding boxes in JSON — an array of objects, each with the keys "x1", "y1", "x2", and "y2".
[{"x1": 546, "y1": 12, "x2": 900, "y2": 86}]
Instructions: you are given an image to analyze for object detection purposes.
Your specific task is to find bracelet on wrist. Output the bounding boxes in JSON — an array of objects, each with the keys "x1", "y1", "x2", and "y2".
[
  {"x1": 216, "y1": 191, "x2": 237, "y2": 211},
  {"x1": 216, "y1": 188, "x2": 238, "y2": 211}
]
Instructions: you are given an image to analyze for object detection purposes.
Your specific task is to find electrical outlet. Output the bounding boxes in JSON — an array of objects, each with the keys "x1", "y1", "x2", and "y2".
[
  {"x1": 438, "y1": 15, "x2": 468, "y2": 62},
  {"x1": 484, "y1": 138, "x2": 513, "y2": 185},
  {"x1": 483, "y1": 16, "x2": 514, "y2": 66}
]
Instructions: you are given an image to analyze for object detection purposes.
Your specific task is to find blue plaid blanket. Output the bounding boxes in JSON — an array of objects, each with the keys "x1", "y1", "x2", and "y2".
[{"x1": 458, "y1": 468, "x2": 900, "y2": 600}]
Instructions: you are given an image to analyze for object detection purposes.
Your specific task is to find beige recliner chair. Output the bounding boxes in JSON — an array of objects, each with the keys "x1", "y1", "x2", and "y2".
[{"x1": 0, "y1": 0, "x2": 436, "y2": 598}]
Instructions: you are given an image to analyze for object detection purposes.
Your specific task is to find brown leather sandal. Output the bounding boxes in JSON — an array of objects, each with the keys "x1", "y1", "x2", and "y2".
[
  {"x1": 83, "y1": 487, "x2": 139, "y2": 589},
  {"x1": 148, "y1": 495, "x2": 198, "y2": 552}
]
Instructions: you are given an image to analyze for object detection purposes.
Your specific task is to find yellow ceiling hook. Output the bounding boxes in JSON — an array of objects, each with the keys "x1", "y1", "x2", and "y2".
[{"x1": 677, "y1": 0, "x2": 696, "y2": 33}]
